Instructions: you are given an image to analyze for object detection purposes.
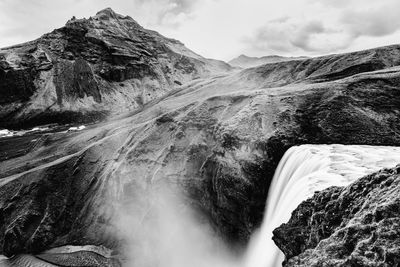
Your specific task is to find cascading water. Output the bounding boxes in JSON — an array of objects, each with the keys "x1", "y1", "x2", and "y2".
[
  {"x1": 245, "y1": 144, "x2": 400, "y2": 267},
  {"x1": 3, "y1": 144, "x2": 400, "y2": 267}
]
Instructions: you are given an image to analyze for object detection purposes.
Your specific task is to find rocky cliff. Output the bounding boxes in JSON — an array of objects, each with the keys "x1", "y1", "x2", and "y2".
[
  {"x1": 0, "y1": 8, "x2": 231, "y2": 129},
  {"x1": 273, "y1": 164, "x2": 400, "y2": 267},
  {"x1": 2, "y1": 43, "x2": 400, "y2": 258},
  {"x1": 1, "y1": 9, "x2": 400, "y2": 263}
]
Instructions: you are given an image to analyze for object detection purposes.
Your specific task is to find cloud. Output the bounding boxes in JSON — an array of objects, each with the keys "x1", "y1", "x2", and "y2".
[
  {"x1": 290, "y1": 21, "x2": 326, "y2": 51},
  {"x1": 241, "y1": 0, "x2": 400, "y2": 56},
  {"x1": 243, "y1": 18, "x2": 352, "y2": 55},
  {"x1": 0, "y1": 0, "x2": 207, "y2": 47},
  {"x1": 306, "y1": 0, "x2": 358, "y2": 8},
  {"x1": 340, "y1": 1, "x2": 400, "y2": 38},
  {"x1": 125, "y1": 0, "x2": 203, "y2": 27},
  {"x1": 0, "y1": 0, "x2": 68, "y2": 46}
]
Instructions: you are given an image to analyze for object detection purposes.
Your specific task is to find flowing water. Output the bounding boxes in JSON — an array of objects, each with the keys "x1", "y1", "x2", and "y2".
[
  {"x1": 245, "y1": 144, "x2": 400, "y2": 267},
  {"x1": 2, "y1": 144, "x2": 400, "y2": 267}
]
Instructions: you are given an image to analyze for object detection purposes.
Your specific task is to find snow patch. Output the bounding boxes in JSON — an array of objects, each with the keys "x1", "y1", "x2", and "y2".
[{"x1": 68, "y1": 125, "x2": 86, "y2": 131}]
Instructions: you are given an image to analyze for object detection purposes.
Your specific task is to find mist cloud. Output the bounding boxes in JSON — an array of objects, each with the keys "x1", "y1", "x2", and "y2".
[{"x1": 112, "y1": 186, "x2": 240, "y2": 267}]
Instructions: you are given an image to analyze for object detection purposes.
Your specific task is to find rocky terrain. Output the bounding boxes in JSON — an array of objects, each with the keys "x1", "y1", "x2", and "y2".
[
  {"x1": 228, "y1": 54, "x2": 308, "y2": 69},
  {"x1": 0, "y1": 8, "x2": 231, "y2": 129},
  {"x1": 1, "y1": 8, "x2": 400, "y2": 266},
  {"x1": 273, "y1": 164, "x2": 400, "y2": 267}
]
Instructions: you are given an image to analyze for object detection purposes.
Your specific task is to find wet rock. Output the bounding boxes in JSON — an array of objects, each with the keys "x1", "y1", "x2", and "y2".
[{"x1": 273, "y1": 165, "x2": 400, "y2": 266}]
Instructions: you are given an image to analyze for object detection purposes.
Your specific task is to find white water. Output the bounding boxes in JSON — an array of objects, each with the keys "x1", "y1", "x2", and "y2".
[
  {"x1": 0, "y1": 127, "x2": 51, "y2": 138},
  {"x1": 67, "y1": 125, "x2": 86, "y2": 131},
  {"x1": 2, "y1": 144, "x2": 400, "y2": 267},
  {"x1": 245, "y1": 144, "x2": 400, "y2": 267}
]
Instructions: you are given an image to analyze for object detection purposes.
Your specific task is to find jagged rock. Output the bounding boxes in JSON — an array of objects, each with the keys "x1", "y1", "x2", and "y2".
[
  {"x1": 0, "y1": 8, "x2": 232, "y2": 129},
  {"x1": 273, "y1": 165, "x2": 400, "y2": 267}
]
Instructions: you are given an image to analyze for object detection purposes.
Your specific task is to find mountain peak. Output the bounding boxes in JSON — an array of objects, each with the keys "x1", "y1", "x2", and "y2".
[
  {"x1": 95, "y1": 7, "x2": 120, "y2": 19},
  {"x1": 0, "y1": 7, "x2": 232, "y2": 128}
]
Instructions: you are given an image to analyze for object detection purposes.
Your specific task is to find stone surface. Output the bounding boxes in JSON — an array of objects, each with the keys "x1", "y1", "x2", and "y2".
[{"x1": 273, "y1": 165, "x2": 400, "y2": 267}]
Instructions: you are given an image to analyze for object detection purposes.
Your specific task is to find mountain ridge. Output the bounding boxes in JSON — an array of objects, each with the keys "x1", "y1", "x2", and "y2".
[
  {"x1": 0, "y1": 8, "x2": 232, "y2": 129},
  {"x1": 228, "y1": 54, "x2": 308, "y2": 68}
]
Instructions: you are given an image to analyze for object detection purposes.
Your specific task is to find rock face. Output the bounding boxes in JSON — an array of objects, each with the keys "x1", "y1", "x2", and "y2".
[
  {"x1": 273, "y1": 165, "x2": 400, "y2": 267},
  {"x1": 0, "y1": 8, "x2": 231, "y2": 129},
  {"x1": 2, "y1": 11, "x2": 400, "y2": 260},
  {"x1": 228, "y1": 54, "x2": 308, "y2": 68}
]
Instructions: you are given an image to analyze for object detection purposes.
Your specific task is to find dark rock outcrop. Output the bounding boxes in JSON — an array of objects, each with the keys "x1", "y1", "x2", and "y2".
[
  {"x1": 273, "y1": 165, "x2": 400, "y2": 267},
  {"x1": 0, "y1": 148, "x2": 114, "y2": 256}
]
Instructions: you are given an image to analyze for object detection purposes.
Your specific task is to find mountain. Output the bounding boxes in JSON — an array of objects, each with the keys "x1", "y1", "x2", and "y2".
[
  {"x1": 228, "y1": 54, "x2": 308, "y2": 68},
  {"x1": 0, "y1": 8, "x2": 232, "y2": 129}
]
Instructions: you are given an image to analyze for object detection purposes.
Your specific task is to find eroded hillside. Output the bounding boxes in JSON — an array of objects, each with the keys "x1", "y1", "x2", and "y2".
[
  {"x1": 1, "y1": 41, "x2": 400, "y2": 257},
  {"x1": 0, "y1": 8, "x2": 231, "y2": 128}
]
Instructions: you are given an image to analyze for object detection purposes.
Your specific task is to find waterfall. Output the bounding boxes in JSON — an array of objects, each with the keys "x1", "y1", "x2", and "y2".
[
  {"x1": 245, "y1": 144, "x2": 400, "y2": 267},
  {"x1": 3, "y1": 144, "x2": 400, "y2": 267}
]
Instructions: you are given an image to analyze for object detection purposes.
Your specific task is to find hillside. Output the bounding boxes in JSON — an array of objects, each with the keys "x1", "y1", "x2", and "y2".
[
  {"x1": 228, "y1": 54, "x2": 308, "y2": 68},
  {"x1": 1, "y1": 38, "x2": 400, "y2": 261},
  {"x1": 0, "y1": 8, "x2": 232, "y2": 128}
]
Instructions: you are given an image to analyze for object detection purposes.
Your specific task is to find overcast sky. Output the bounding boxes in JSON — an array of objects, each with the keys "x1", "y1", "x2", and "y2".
[{"x1": 0, "y1": 0, "x2": 399, "y2": 60}]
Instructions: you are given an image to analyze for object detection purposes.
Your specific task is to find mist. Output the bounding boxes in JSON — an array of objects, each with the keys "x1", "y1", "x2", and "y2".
[{"x1": 111, "y1": 185, "x2": 242, "y2": 267}]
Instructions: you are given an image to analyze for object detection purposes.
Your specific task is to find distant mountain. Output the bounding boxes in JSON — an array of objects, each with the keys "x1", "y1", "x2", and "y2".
[
  {"x1": 228, "y1": 54, "x2": 308, "y2": 68},
  {"x1": 0, "y1": 8, "x2": 232, "y2": 128}
]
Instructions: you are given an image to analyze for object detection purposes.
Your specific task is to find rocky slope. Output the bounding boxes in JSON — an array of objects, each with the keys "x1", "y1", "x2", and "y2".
[
  {"x1": 228, "y1": 54, "x2": 308, "y2": 69},
  {"x1": 0, "y1": 8, "x2": 231, "y2": 129},
  {"x1": 1, "y1": 44, "x2": 400, "y2": 257},
  {"x1": 273, "y1": 164, "x2": 400, "y2": 267},
  {"x1": 237, "y1": 44, "x2": 400, "y2": 87},
  {"x1": 1, "y1": 11, "x2": 400, "y2": 263}
]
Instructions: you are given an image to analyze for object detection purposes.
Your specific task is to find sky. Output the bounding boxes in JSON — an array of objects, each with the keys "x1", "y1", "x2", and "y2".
[{"x1": 0, "y1": 0, "x2": 399, "y2": 61}]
